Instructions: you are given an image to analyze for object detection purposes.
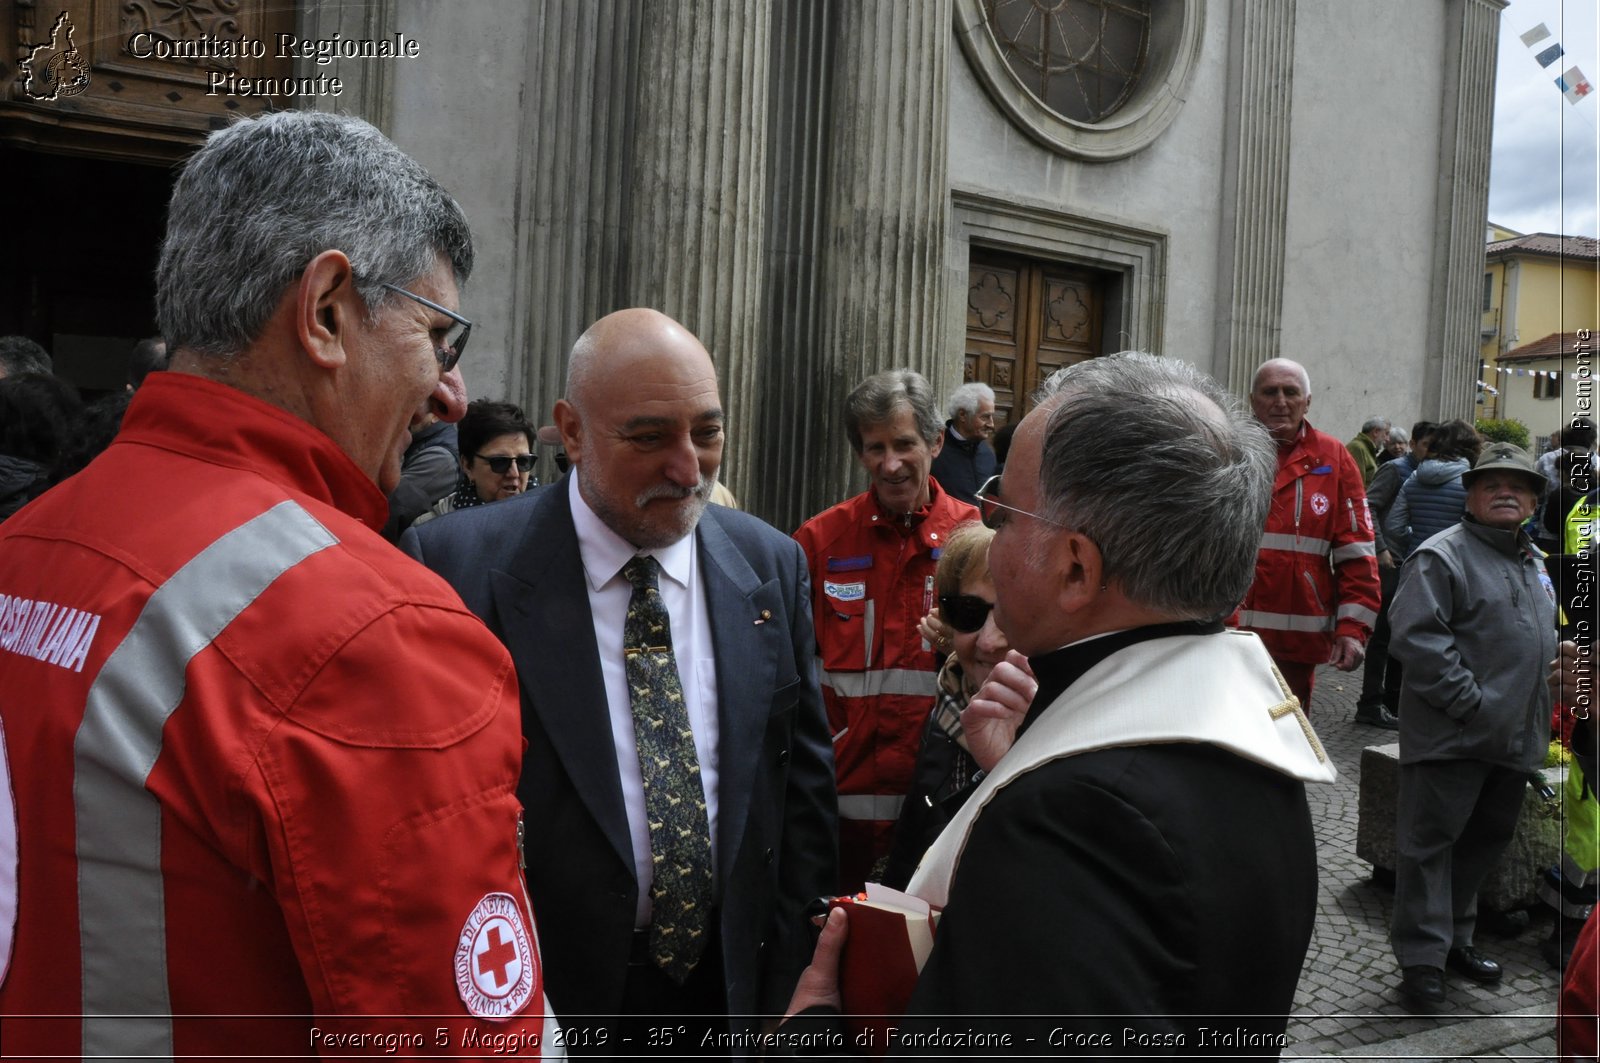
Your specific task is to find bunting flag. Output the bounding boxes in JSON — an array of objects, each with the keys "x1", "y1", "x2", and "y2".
[
  {"x1": 1490, "y1": 364, "x2": 1588, "y2": 381},
  {"x1": 1519, "y1": 23, "x2": 1593, "y2": 106},
  {"x1": 1557, "y1": 66, "x2": 1594, "y2": 105}
]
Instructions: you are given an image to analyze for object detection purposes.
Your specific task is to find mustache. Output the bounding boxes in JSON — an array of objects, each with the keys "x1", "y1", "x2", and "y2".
[{"x1": 635, "y1": 474, "x2": 716, "y2": 507}]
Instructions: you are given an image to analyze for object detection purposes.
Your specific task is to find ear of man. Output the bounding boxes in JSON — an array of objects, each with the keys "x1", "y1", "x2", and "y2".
[
  {"x1": 296, "y1": 249, "x2": 360, "y2": 371},
  {"x1": 552, "y1": 398, "x2": 583, "y2": 464},
  {"x1": 1048, "y1": 527, "x2": 1105, "y2": 617}
]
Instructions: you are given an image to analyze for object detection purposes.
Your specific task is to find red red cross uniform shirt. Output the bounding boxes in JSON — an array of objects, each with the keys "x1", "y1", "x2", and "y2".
[
  {"x1": 1235, "y1": 419, "x2": 1381, "y2": 664},
  {"x1": 794, "y1": 482, "x2": 978, "y2": 889},
  {"x1": 0, "y1": 375, "x2": 559, "y2": 1058}
]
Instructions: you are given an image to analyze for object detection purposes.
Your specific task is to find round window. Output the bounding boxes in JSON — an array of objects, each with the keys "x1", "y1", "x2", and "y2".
[
  {"x1": 955, "y1": 0, "x2": 1204, "y2": 161},
  {"x1": 985, "y1": 0, "x2": 1151, "y2": 124}
]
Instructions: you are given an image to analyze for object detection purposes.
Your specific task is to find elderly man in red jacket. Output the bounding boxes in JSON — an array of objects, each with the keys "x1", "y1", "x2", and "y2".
[{"x1": 1235, "y1": 358, "x2": 1381, "y2": 713}]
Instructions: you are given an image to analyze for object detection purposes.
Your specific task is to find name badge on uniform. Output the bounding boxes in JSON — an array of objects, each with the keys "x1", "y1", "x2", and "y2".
[{"x1": 824, "y1": 580, "x2": 866, "y2": 603}]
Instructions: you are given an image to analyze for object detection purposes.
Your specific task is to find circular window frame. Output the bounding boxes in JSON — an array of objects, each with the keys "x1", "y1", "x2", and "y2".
[{"x1": 954, "y1": 0, "x2": 1206, "y2": 163}]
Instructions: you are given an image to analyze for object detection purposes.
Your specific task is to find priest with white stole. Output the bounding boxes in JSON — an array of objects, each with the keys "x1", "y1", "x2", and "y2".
[{"x1": 779, "y1": 353, "x2": 1336, "y2": 1057}]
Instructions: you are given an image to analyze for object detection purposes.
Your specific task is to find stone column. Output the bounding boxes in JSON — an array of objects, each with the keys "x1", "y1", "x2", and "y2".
[
  {"x1": 624, "y1": 0, "x2": 771, "y2": 505},
  {"x1": 508, "y1": 0, "x2": 641, "y2": 480},
  {"x1": 1426, "y1": 0, "x2": 1505, "y2": 421},
  {"x1": 804, "y1": 0, "x2": 952, "y2": 523},
  {"x1": 293, "y1": 0, "x2": 396, "y2": 129},
  {"x1": 749, "y1": 0, "x2": 835, "y2": 530},
  {"x1": 1216, "y1": 0, "x2": 1296, "y2": 397}
]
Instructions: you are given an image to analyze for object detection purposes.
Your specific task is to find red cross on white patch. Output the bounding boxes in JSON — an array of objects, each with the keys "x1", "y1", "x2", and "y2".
[
  {"x1": 1310, "y1": 492, "x2": 1330, "y2": 517},
  {"x1": 454, "y1": 892, "x2": 537, "y2": 1020}
]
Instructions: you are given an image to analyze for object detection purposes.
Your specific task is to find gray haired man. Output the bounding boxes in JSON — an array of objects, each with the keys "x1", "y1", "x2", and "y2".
[
  {"x1": 1347, "y1": 415, "x2": 1392, "y2": 487},
  {"x1": 0, "y1": 112, "x2": 559, "y2": 1055},
  {"x1": 929, "y1": 380, "x2": 998, "y2": 506},
  {"x1": 785, "y1": 353, "x2": 1333, "y2": 1045}
]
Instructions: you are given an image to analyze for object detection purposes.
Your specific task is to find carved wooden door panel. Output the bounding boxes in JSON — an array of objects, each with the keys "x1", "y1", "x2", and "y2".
[
  {"x1": 965, "y1": 250, "x2": 1105, "y2": 426},
  {"x1": 965, "y1": 253, "x2": 1026, "y2": 426},
  {"x1": 1, "y1": 0, "x2": 295, "y2": 162}
]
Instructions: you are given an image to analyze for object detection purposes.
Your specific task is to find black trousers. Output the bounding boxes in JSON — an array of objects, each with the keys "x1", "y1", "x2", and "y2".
[
  {"x1": 1360, "y1": 560, "x2": 1404, "y2": 711},
  {"x1": 607, "y1": 920, "x2": 731, "y2": 1060}
]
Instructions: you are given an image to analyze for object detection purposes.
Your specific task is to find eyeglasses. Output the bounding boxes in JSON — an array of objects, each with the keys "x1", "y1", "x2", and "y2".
[
  {"x1": 473, "y1": 453, "x2": 535, "y2": 475},
  {"x1": 938, "y1": 594, "x2": 995, "y2": 633},
  {"x1": 974, "y1": 474, "x2": 1065, "y2": 531},
  {"x1": 381, "y1": 282, "x2": 471, "y2": 372}
]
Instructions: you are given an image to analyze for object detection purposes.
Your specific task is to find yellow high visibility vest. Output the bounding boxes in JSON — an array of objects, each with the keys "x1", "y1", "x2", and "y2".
[{"x1": 1568, "y1": 494, "x2": 1597, "y2": 555}]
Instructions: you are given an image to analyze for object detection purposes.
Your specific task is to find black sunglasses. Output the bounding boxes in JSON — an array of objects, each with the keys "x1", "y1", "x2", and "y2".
[
  {"x1": 939, "y1": 594, "x2": 995, "y2": 633},
  {"x1": 381, "y1": 282, "x2": 471, "y2": 372},
  {"x1": 473, "y1": 453, "x2": 535, "y2": 474}
]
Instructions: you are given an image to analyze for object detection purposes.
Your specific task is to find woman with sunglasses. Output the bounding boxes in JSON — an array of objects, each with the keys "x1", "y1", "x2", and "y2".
[
  {"x1": 881, "y1": 521, "x2": 1036, "y2": 888},
  {"x1": 413, "y1": 399, "x2": 537, "y2": 526}
]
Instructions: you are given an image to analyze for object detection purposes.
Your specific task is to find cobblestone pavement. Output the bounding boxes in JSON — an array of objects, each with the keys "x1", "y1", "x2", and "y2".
[{"x1": 1285, "y1": 666, "x2": 1560, "y2": 1061}]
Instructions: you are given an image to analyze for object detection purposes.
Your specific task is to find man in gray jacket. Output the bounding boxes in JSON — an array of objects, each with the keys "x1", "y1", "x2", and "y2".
[{"x1": 1389, "y1": 442, "x2": 1557, "y2": 1010}]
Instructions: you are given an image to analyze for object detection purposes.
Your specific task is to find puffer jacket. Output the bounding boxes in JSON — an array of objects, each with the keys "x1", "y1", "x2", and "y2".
[
  {"x1": 1384, "y1": 457, "x2": 1469, "y2": 557},
  {"x1": 1389, "y1": 516, "x2": 1556, "y2": 770}
]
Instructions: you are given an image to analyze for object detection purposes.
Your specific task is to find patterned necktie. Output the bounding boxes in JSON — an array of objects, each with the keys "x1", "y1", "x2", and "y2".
[{"x1": 622, "y1": 555, "x2": 713, "y2": 984}]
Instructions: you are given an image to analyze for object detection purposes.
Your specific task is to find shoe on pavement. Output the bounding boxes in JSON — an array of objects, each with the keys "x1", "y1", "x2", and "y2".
[
  {"x1": 1446, "y1": 946, "x2": 1503, "y2": 984},
  {"x1": 1399, "y1": 965, "x2": 1446, "y2": 1010},
  {"x1": 1354, "y1": 705, "x2": 1399, "y2": 730}
]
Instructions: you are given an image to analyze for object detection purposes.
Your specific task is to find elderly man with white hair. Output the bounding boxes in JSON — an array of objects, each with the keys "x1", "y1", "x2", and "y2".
[
  {"x1": 1236, "y1": 358, "x2": 1381, "y2": 715},
  {"x1": 928, "y1": 380, "x2": 998, "y2": 506}
]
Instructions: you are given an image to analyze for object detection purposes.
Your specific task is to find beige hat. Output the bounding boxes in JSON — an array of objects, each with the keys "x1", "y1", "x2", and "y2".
[{"x1": 1461, "y1": 441, "x2": 1545, "y2": 495}]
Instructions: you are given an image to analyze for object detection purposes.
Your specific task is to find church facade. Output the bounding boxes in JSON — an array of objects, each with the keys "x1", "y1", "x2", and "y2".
[{"x1": 2, "y1": 0, "x2": 1503, "y2": 529}]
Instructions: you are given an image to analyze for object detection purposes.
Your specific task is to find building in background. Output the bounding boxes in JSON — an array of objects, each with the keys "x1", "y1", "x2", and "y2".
[
  {"x1": 1479, "y1": 230, "x2": 1599, "y2": 431},
  {"x1": 3, "y1": 0, "x2": 1505, "y2": 529},
  {"x1": 1493, "y1": 332, "x2": 1595, "y2": 445}
]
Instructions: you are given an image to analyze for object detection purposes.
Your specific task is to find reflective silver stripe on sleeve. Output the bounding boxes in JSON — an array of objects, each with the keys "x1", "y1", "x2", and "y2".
[
  {"x1": 1336, "y1": 603, "x2": 1380, "y2": 627},
  {"x1": 837, "y1": 794, "x2": 906, "y2": 821},
  {"x1": 75, "y1": 501, "x2": 336, "y2": 1061},
  {"x1": 1258, "y1": 533, "x2": 1330, "y2": 556},
  {"x1": 1330, "y1": 541, "x2": 1377, "y2": 563},
  {"x1": 1235, "y1": 610, "x2": 1335, "y2": 633},
  {"x1": 820, "y1": 668, "x2": 937, "y2": 698}
]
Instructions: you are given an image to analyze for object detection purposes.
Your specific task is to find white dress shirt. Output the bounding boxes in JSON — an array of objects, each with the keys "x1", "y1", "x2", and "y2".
[{"x1": 568, "y1": 475, "x2": 720, "y2": 927}]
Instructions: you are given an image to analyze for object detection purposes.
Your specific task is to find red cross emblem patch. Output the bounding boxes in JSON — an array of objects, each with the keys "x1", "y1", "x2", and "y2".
[
  {"x1": 454, "y1": 892, "x2": 538, "y2": 1020},
  {"x1": 1310, "y1": 492, "x2": 1330, "y2": 517}
]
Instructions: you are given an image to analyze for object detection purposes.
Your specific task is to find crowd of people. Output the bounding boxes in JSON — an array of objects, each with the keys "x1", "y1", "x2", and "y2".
[{"x1": 0, "y1": 109, "x2": 1594, "y2": 1059}]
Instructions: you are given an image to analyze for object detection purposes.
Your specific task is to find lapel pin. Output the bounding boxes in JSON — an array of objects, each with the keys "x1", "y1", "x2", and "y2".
[{"x1": 755, "y1": 609, "x2": 772, "y2": 625}]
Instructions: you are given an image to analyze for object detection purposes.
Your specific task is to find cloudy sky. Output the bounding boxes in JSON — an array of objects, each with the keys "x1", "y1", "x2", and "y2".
[{"x1": 1490, "y1": 0, "x2": 1599, "y2": 237}]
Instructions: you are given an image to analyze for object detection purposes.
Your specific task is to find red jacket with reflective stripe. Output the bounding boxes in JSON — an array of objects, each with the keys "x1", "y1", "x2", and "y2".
[
  {"x1": 1236, "y1": 421, "x2": 1382, "y2": 664},
  {"x1": 0, "y1": 375, "x2": 553, "y2": 1058},
  {"x1": 793, "y1": 483, "x2": 978, "y2": 886}
]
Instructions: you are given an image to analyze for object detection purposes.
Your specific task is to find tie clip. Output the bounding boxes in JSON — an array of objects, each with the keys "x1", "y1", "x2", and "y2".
[{"x1": 624, "y1": 645, "x2": 671, "y2": 657}]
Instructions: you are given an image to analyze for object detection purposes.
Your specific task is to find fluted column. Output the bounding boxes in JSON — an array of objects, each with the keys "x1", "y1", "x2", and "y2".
[
  {"x1": 509, "y1": 0, "x2": 640, "y2": 480},
  {"x1": 293, "y1": 0, "x2": 396, "y2": 129},
  {"x1": 1218, "y1": 0, "x2": 1296, "y2": 396},
  {"x1": 625, "y1": 0, "x2": 771, "y2": 505},
  {"x1": 751, "y1": 0, "x2": 835, "y2": 530},
  {"x1": 1427, "y1": 0, "x2": 1505, "y2": 420},
  {"x1": 804, "y1": 0, "x2": 952, "y2": 522}
]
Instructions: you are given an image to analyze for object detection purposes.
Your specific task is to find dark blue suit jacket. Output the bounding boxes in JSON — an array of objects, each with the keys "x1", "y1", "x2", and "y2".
[{"x1": 401, "y1": 479, "x2": 837, "y2": 1028}]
